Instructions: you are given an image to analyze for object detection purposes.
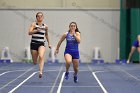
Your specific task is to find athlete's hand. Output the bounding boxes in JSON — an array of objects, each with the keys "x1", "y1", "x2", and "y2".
[
  {"x1": 36, "y1": 28, "x2": 41, "y2": 32},
  {"x1": 73, "y1": 32, "x2": 76, "y2": 37},
  {"x1": 55, "y1": 49, "x2": 59, "y2": 55},
  {"x1": 48, "y1": 45, "x2": 52, "y2": 49}
]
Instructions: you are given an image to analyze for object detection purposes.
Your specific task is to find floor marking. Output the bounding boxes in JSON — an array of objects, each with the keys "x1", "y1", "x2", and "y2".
[
  {"x1": 116, "y1": 66, "x2": 140, "y2": 81},
  {"x1": 86, "y1": 63, "x2": 108, "y2": 93},
  {"x1": 60, "y1": 86, "x2": 100, "y2": 88},
  {"x1": 92, "y1": 72, "x2": 108, "y2": 93},
  {"x1": 8, "y1": 72, "x2": 37, "y2": 93},
  {"x1": 0, "y1": 70, "x2": 28, "y2": 77},
  {"x1": 49, "y1": 64, "x2": 63, "y2": 93},
  {"x1": 4, "y1": 85, "x2": 100, "y2": 88},
  {"x1": 0, "y1": 68, "x2": 34, "y2": 90},
  {"x1": 57, "y1": 72, "x2": 65, "y2": 93},
  {"x1": 0, "y1": 71, "x2": 13, "y2": 76}
]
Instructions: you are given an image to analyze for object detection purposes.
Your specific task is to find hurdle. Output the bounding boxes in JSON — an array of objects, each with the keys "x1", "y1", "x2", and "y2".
[
  {"x1": 47, "y1": 46, "x2": 59, "y2": 64},
  {"x1": 0, "y1": 47, "x2": 13, "y2": 63},
  {"x1": 92, "y1": 47, "x2": 104, "y2": 64},
  {"x1": 115, "y1": 48, "x2": 127, "y2": 64},
  {"x1": 22, "y1": 47, "x2": 32, "y2": 63}
]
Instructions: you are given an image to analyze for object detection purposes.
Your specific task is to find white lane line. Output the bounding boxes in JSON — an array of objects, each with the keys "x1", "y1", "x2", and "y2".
[
  {"x1": 49, "y1": 64, "x2": 63, "y2": 93},
  {"x1": 86, "y1": 63, "x2": 108, "y2": 93},
  {"x1": 5, "y1": 85, "x2": 100, "y2": 88},
  {"x1": 116, "y1": 67, "x2": 140, "y2": 81},
  {"x1": 8, "y1": 72, "x2": 37, "y2": 93},
  {"x1": 56, "y1": 85, "x2": 100, "y2": 88},
  {"x1": 57, "y1": 72, "x2": 65, "y2": 93},
  {"x1": 0, "y1": 71, "x2": 12, "y2": 76},
  {"x1": 0, "y1": 68, "x2": 34, "y2": 90},
  {"x1": 0, "y1": 69, "x2": 91, "y2": 72},
  {"x1": 92, "y1": 72, "x2": 108, "y2": 93},
  {"x1": 0, "y1": 69, "x2": 99, "y2": 77},
  {"x1": 0, "y1": 70, "x2": 29, "y2": 77}
]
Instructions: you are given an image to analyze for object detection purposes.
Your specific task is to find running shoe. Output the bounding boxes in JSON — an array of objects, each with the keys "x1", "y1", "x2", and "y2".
[
  {"x1": 65, "y1": 72, "x2": 69, "y2": 80},
  {"x1": 74, "y1": 75, "x2": 78, "y2": 83},
  {"x1": 39, "y1": 73, "x2": 42, "y2": 78},
  {"x1": 33, "y1": 62, "x2": 37, "y2": 65}
]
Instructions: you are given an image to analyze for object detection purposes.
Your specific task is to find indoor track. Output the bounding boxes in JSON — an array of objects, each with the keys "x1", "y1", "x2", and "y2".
[{"x1": 0, "y1": 62, "x2": 140, "y2": 93}]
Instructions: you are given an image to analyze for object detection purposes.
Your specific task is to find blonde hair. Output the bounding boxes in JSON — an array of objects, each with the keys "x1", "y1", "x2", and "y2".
[{"x1": 137, "y1": 35, "x2": 140, "y2": 40}]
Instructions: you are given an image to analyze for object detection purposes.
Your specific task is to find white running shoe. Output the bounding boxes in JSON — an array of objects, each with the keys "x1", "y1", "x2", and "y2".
[{"x1": 127, "y1": 60, "x2": 130, "y2": 64}]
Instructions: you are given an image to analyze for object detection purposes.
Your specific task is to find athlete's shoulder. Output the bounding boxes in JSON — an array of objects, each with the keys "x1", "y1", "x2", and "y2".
[
  {"x1": 43, "y1": 23, "x2": 48, "y2": 29},
  {"x1": 65, "y1": 31, "x2": 69, "y2": 34},
  {"x1": 61, "y1": 32, "x2": 68, "y2": 38},
  {"x1": 31, "y1": 22, "x2": 37, "y2": 25},
  {"x1": 30, "y1": 22, "x2": 36, "y2": 28},
  {"x1": 64, "y1": 31, "x2": 69, "y2": 36},
  {"x1": 43, "y1": 23, "x2": 48, "y2": 26}
]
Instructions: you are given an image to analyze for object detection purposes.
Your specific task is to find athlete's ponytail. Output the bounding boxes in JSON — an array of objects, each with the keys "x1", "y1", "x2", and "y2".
[{"x1": 75, "y1": 28, "x2": 80, "y2": 33}]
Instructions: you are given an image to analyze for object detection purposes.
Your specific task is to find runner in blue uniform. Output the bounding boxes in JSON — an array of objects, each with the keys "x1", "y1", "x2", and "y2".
[
  {"x1": 127, "y1": 35, "x2": 140, "y2": 63},
  {"x1": 28, "y1": 12, "x2": 51, "y2": 78},
  {"x1": 55, "y1": 22, "x2": 81, "y2": 83}
]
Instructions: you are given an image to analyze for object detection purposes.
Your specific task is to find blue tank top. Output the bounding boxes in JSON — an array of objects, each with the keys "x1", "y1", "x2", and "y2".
[
  {"x1": 133, "y1": 40, "x2": 139, "y2": 48},
  {"x1": 65, "y1": 32, "x2": 79, "y2": 52}
]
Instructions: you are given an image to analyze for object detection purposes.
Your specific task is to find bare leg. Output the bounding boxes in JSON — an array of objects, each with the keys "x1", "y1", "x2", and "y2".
[
  {"x1": 31, "y1": 50, "x2": 38, "y2": 65},
  {"x1": 64, "y1": 54, "x2": 72, "y2": 72},
  {"x1": 72, "y1": 59, "x2": 79, "y2": 75},
  {"x1": 64, "y1": 54, "x2": 72, "y2": 80},
  {"x1": 72, "y1": 59, "x2": 79, "y2": 83},
  {"x1": 137, "y1": 47, "x2": 140, "y2": 63},
  {"x1": 127, "y1": 46, "x2": 136, "y2": 63},
  {"x1": 38, "y1": 46, "x2": 46, "y2": 77}
]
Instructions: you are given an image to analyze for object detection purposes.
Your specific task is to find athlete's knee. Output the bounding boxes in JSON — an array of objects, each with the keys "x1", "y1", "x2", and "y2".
[
  {"x1": 66, "y1": 61, "x2": 71, "y2": 65},
  {"x1": 74, "y1": 64, "x2": 78, "y2": 70},
  {"x1": 39, "y1": 56, "x2": 44, "y2": 61},
  {"x1": 75, "y1": 68, "x2": 78, "y2": 72},
  {"x1": 130, "y1": 52, "x2": 134, "y2": 55},
  {"x1": 74, "y1": 65, "x2": 78, "y2": 70}
]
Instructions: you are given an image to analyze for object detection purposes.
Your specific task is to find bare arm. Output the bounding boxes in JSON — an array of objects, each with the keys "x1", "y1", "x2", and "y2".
[
  {"x1": 28, "y1": 22, "x2": 38, "y2": 35},
  {"x1": 55, "y1": 33, "x2": 67, "y2": 54},
  {"x1": 45, "y1": 25, "x2": 51, "y2": 48},
  {"x1": 74, "y1": 32, "x2": 81, "y2": 43}
]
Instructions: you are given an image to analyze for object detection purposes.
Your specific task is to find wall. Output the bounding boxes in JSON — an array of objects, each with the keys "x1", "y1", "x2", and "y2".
[
  {"x1": 0, "y1": 9, "x2": 120, "y2": 63},
  {"x1": 0, "y1": 0, "x2": 120, "y2": 9}
]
